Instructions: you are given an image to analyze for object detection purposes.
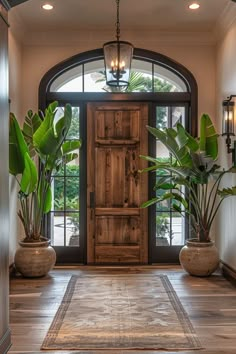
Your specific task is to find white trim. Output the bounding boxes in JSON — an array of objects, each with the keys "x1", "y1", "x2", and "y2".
[
  {"x1": 10, "y1": 29, "x2": 216, "y2": 46},
  {"x1": 214, "y1": 2, "x2": 236, "y2": 42}
]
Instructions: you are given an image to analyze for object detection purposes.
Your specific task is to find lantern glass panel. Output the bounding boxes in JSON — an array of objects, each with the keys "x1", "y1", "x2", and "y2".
[{"x1": 103, "y1": 41, "x2": 133, "y2": 87}]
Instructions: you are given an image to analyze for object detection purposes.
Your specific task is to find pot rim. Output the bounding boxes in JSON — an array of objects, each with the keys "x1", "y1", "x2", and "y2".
[
  {"x1": 19, "y1": 237, "x2": 50, "y2": 248},
  {"x1": 186, "y1": 238, "x2": 214, "y2": 247}
]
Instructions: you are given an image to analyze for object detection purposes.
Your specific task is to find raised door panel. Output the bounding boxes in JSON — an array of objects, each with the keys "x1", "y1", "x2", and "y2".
[
  {"x1": 96, "y1": 216, "x2": 140, "y2": 244},
  {"x1": 95, "y1": 147, "x2": 140, "y2": 207},
  {"x1": 95, "y1": 109, "x2": 139, "y2": 141},
  {"x1": 87, "y1": 102, "x2": 148, "y2": 264}
]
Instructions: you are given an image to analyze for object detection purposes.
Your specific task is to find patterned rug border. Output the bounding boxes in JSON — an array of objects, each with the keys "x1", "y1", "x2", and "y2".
[{"x1": 41, "y1": 274, "x2": 203, "y2": 351}]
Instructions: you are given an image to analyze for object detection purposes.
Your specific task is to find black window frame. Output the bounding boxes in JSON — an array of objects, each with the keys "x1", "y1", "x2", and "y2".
[{"x1": 39, "y1": 48, "x2": 198, "y2": 265}]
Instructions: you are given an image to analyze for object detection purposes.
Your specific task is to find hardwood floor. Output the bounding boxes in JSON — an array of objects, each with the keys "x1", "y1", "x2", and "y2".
[{"x1": 8, "y1": 266, "x2": 236, "y2": 354}]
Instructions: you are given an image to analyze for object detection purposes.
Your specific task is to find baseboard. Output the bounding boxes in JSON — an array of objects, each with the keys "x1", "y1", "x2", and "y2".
[
  {"x1": 0, "y1": 328, "x2": 11, "y2": 354},
  {"x1": 221, "y1": 260, "x2": 236, "y2": 283}
]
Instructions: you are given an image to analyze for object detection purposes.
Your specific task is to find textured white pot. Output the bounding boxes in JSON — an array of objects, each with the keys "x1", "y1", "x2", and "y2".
[
  {"x1": 14, "y1": 239, "x2": 56, "y2": 278},
  {"x1": 179, "y1": 239, "x2": 219, "y2": 277}
]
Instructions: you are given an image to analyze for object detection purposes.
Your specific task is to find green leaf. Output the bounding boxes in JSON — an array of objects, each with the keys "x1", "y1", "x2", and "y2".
[
  {"x1": 176, "y1": 124, "x2": 199, "y2": 152},
  {"x1": 23, "y1": 112, "x2": 42, "y2": 157},
  {"x1": 9, "y1": 113, "x2": 30, "y2": 175},
  {"x1": 61, "y1": 140, "x2": 81, "y2": 155},
  {"x1": 33, "y1": 102, "x2": 58, "y2": 155},
  {"x1": 42, "y1": 186, "x2": 52, "y2": 213},
  {"x1": 172, "y1": 204, "x2": 182, "y2": 213},
  {"x1": 141, "y1": 192, "x2": 187, "y2": 209},
  {"x1": 171, "y1": 192, "x2": 188, "y2": 208},
  {"x1": 199, "y1": 114, "x2": 218, "y2": 159},
  {"x1": 62, "y1": 153, "x2": 79, "y2": 165},
  {"x1": 176, "y1": 123, "x2": 189, "y2": 149},
  {"x1": 141, "y1": 197, "x2": 160, "y2": 208},
  {"x1": 20, "y1": 152, "x2": 38, "y2": 195},
  {"x1": 126, "y1": 72, "x2": 148, "y2": 92},
  {"x1": 155, "y1": 182, "x2": 176, "y2": 190},
  {"x1": 55, "y1": 104, "x2": 72, "y2": 142},
  {"x1": 146, "y1": 125, "x2": 193, "y2": 167},
  {"x1": 218, "y1": 186, "x2": 236, "y2": 198}
]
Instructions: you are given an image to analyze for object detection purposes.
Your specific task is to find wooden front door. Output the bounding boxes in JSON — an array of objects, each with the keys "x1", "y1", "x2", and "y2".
[{"x1": 87, "y1": 102, "x2": 148, "y2": 264}]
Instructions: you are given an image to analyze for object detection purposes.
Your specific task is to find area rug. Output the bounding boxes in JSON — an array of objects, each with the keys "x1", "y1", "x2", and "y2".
[{"x1": 41, "y1": 273, "x2": 202, "y2": 350}]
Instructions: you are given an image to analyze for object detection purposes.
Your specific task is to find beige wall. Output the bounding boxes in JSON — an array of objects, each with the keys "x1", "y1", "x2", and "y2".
[{"x1": 216, "y1": 21, "x2": 236, "y2": 271}]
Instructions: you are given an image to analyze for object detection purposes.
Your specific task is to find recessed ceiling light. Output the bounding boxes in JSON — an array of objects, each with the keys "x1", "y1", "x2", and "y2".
[
  {"x1": 42, "y1": 4, "x2": 54, "y2": 10},
  {"x1": 189, "y1": 3, "x2": 200, "y2": 10}
]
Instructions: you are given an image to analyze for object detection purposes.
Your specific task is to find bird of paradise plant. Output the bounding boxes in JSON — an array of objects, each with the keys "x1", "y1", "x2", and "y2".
[
  {"x1": 9, "y1": 101, "x2": 81, "y2": 242},
  {"x1": 140, "y1": 114, "x2": 236, "y2": 242}
]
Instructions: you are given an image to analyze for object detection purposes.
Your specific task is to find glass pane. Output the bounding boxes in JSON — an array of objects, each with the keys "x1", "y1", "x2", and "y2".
[
  {"x1": 156, "y1": 106, "x2": 168, "y2": 129},
  {"x1": 172, "y1": 106, "x2": 185, "y2": 127},
  {"x1": 51, "y1": 212, "x2": 65, "y2": 246},
  {"x1": 49, "y1": 58, "x2": 187, "y2": 93},
  {"x1": 50, "y1": 65, "x2": 83, "y2": 92},
  {"x1": 53, "y1": 165, "x2": 65, "y2": 177},
  {"x1": 53, "y1": 177, "x2": 65, "y2": 211},
  {"x1": 84, "y1": 60, "x2": 106, "y2": 92},
  {"x1": 66, "y1": 163, "x2": 79, "y2": 176},
  {"x1": 49, "y1": 105, "x2": 80, "y2": 248},
  {"x1": 132, "y1": 59, "x2": 152, "y2": 76},
  {"x1": 66, "y1": 178, "x2": 79, "y2": 211},
  {"x1": 155, "y1": 105, "x2": 186, "y2": 247},
  {"x1": 67, "y1": 107, "x2": 80, "y2": 139},
  {"x1": 156, "y1": 141, "x2": 170, "y2": 159},
  {"x1": 154, "y1": 64, "x2": 187, "y2": 92},
  {"x1": 156, "y1": 212, "x2": 170, "y2": 246},
  {"x1": 50, "y1": 212, "x2": 80, "y2": 247},
  {"x1": 171, "y1": 214, "x2": 185, "y2": 246},
  {"x1": 131, "y1": 60, "x2": 153, "y2": 92},
  {"x1": 155, "y1": 190, "x2": 171, "y2": 211},
  {"x1": 67, "y1": 212, "x2": 80, "y2": 247}
]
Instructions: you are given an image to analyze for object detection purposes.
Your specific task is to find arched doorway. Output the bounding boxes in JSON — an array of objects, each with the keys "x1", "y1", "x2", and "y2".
[{"x1": 39, "y1": 48, "x2": 198, "y2": 265}]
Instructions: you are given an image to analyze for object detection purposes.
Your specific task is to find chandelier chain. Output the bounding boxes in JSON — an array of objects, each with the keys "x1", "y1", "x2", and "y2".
[{"x1": 116, "y1": 0, "x2": 120, "y2": 41}]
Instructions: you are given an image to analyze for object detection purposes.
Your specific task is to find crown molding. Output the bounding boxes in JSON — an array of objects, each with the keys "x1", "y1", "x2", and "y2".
[
  {"x1": 18, "y1": 29, "x2": 216, "y2": 47},
  {"x1": 214, "y1": 2, "x2": 236, "y2": 42}
]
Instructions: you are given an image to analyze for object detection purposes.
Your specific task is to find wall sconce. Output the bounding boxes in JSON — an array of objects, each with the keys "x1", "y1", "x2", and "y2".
[{"x1": 222, "y1": 95, "x2": 236, "y2": 165}]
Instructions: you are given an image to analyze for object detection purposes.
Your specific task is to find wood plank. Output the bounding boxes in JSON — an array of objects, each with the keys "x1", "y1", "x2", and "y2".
[
  {"x1": 95, "y1": 139, "x2": 139, "y2": 145},
  {"x1": 96, "y1": 216, "x2": 140, "y2": 244},
  {"x1": 8, "y1": 267, "x2": 236, "y2": 354},
  {"x1": 95, "y1": 207, "x2": 140, "y2": 216},
  {"x1": 95, "y1": 245, "x2": 140, "y2": 263}
]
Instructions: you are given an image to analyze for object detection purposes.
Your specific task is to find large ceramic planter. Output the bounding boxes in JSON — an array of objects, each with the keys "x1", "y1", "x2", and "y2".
[
  {"x1": 179, "y1": 239, "x2": 219, "y2": 277},
  {"x1": 14, "y1": 239, "x2": 56, "y2": 278}
]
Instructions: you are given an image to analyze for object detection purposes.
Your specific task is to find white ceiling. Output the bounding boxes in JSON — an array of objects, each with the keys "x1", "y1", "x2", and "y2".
[{"x1": 11, "y1": 0, "x2": 232, "y2": 33}]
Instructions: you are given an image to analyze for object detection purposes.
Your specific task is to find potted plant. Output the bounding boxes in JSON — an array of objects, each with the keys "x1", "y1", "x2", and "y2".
[
  {"x1": 9, "y1": 101, "x2": 81, "y2": 277},
  {"x1": 140, "y1": 113, "x2": 236, "y2": 276}
]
